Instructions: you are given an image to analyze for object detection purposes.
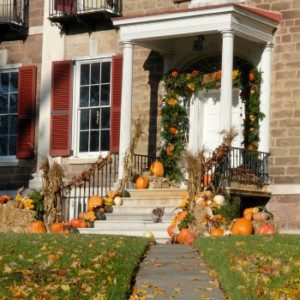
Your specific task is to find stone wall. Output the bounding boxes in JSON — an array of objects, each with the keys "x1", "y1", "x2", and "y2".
[
  {"x1": 245, "y1": 0, "x2": 300, "y2": 229},
  {"x1": 0, "y1": 0, "x2": 44, "y2": 189}
]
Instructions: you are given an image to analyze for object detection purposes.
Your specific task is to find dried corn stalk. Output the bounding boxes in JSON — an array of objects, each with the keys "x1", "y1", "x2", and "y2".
[
  {"x1": 118, "y1": 110, "x2": 146, "y2": 191},
  {"x1": 40, "y1": 158, "x2": 65, "y2": 226}
]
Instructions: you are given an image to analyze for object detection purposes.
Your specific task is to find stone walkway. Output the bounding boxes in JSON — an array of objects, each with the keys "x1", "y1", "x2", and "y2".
[{"x1": 131, "y1": 244, "x2": 225, "y2": 299}]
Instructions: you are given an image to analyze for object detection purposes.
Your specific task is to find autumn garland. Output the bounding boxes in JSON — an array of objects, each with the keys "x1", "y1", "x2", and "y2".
[{"x1": 160, "y1": 68, "x2": 263, "y2": 181}]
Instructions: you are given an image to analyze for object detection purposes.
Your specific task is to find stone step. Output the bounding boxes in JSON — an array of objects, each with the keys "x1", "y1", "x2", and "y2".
[
  {"x1": 127, "y1": 189, "x2": 187, "y2": 198},
  {"x1": 111, "y1": 205, "x2": 178, "y2": 214},
  {"x1": 93, "y1": 220, "x2": 170, "y2": 231},
  {"x1": 78, "y1": 229, "x2": 170, "y2": 244},
  {"x1": 122, "y1": 197, "x2": 181, "y2": 206},
  {"x1": 105, "y1": 213, "x2": 173, "y2": 222}
]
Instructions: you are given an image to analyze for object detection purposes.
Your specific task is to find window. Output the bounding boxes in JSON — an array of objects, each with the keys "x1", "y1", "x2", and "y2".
[
  {"x1": 0, "y1": 69, "x2": 18, "y2": 157},
  {"x1": 74, "y1": 59, "x2": 111, "y2": 156}
]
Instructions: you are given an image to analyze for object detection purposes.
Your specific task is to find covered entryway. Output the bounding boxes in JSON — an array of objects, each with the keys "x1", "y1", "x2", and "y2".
[{"x1": 112, "y1": 3, "x2": 281, "y2": 179}]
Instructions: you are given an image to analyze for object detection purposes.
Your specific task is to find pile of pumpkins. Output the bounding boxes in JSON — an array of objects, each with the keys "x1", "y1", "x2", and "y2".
[
  {"x1": 135, "y1": 161, "x2": 164, "y2": 189},
  {"x1": 207, "y1": 207, "x2": 276, "y2": 237},
  {"x1": 29, "y1": 220, "x2": 79, "y2": 234},
  {"x1": 167, "y1": 204, "x2": 276, "y2": 244}
]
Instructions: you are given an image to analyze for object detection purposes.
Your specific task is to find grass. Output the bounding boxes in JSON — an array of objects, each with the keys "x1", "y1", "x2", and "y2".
[
  {"x1": 0, "y1": 233, "x2": 150, "y2": 300},
  {"x1": 194, "y1": 235, "x2": 300, "y2": 300}
]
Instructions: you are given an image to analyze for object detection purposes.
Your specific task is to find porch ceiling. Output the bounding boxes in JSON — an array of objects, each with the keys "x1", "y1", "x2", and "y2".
[{"x1": 113, "y1": 3, "x2": 280, "y2": 52}]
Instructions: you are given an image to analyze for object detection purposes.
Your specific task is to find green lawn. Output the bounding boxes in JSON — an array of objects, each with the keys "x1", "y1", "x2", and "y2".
[
  {"x1": 194, "y1": 235, "x2": 300, "y2": 300},
  {"x1": 0, "y1": 233, "x2": 149, "y2": 300}
]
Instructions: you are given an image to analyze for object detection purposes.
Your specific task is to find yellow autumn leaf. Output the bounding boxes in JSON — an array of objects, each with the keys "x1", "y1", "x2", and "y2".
[
  {"x1": 61, "y1": 284, "x2": 70, "y2": 292},
  {"x1": 3, "y1": 265, "x2": 12, "y2": 274}
]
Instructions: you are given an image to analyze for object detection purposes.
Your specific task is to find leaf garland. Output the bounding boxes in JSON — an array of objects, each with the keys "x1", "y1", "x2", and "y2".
[{"x1": 160, "y1": 67, "x2": 263, "y2": 181}]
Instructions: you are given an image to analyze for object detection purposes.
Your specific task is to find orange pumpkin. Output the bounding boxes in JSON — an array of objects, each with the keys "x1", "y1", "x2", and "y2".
[
  {"x1": 210, "y1": 228, "x2": 224, "y2": 236},
  {"x1": 70, "y1": 218, "x2": 87, "y2": 228},
  {"x1": 50, "y1": 222, "x2": 69, "y2": 233},
  {"x1": 167, "y1": 225, "x2": 175, "y2": 236},
  {"x1": 29, "y1": 221, "x2": 47, "y2": 234},
  {"x1": 150, "y1": 161, "x2": 164, "y2": 177},
  {"x1": 231, "y1": 218, "x2": 253, "y2": 235},
  {"x1": 177, "y1": 228, "x2": 191, "y2": 244},
  {"x1": 203, "y1": 174, "x2": 212, "y2": 185},
  {"x1": 88, "y1": 195, "x2": 104, "y2": 212},
  {"x1": 258, "y1": 224, "x2": 276, "y2": 235},
  {"x1": 185, "y1": 231, "x2": 196, "y2": 245},
  {"x1": 136, "y1": 176, "x2": 149, "y2": 189}
]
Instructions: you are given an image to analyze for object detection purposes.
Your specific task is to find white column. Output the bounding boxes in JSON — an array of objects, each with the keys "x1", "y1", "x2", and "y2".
[
  {"x1": 220, "y1": 30, "x2": 234, "y2": 131},
  {"x1": 188, "y1": 94, "x2": 204, "y2": 153},
  {"x1": 259, "y1": 43, "x2": 273, "y2": 153},
  {"x1": 118, "y1": 41, "x2": 134, "y2": 180}
]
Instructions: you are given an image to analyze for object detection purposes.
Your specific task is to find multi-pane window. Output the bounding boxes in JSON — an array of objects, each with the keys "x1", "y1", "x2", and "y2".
[
  {"x1": 78, "y1": 61, "x2": 111, "y2": 154},
  {"x1": 0, "y1": 70, "x2": 18, "y2": 157}
]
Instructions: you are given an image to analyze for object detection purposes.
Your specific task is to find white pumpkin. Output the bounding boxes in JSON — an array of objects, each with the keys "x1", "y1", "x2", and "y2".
[
  {"x1": 143, "y1": 232, "x2": 155, "y2": 240},
  {"x1": 223, "y1": 230, "x2": 232, "y2": 236},
  {"x1": 207, "y1": 200, "x2": 212, "y2": 206},
  {"x1": 213, "y1": 194, "x2": 225, "y2": 206},
  {"x1": 114, "y1": 196, "x2": 123, "y2": 206}
]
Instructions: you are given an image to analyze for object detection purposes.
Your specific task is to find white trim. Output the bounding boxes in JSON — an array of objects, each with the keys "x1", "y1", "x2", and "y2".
[
  {"x1": 113, "y1": 5, "x2": 277, "y2": 44},
  {"x1": 72, "y1": 57, "x2": 113, "y2": 157},
  {"x1": 271, "y1": 184, "x2": 300, "y2": 195},
  {"x1": 29, "y1": 26, "x2": 44, "y2": 35},
  {"x1": 0, "y1": 63, "x2": 22, "y2": 70},
  {"x1": 0, "y1": 157, "x2": 19, "y2": 166},
  {"x1": 73, "y1": 54, "x2": 114, "y2": 62},
  {"x1": 0, "y1": 67, "x2": 19, "y2": 160},
  {"x1": 68, "y1": 154, "x2": 109, "y2": 165}
]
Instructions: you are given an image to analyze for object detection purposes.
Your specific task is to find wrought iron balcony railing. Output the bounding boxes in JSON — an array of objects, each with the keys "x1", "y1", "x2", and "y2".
[
  {"x1": 206, "y1": 147, "x2": 270, "y2": 190},
  {"x1": 0, "y1": 0, "x2": 28, "y2": 26},
  {"x1": 49, "y1": 0, "x2": 121, "y2": 19}
]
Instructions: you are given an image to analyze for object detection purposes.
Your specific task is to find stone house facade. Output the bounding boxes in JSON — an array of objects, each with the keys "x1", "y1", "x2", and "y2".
[{"x1": 0, "y1": 0, "x2": 299, "y2": 230}]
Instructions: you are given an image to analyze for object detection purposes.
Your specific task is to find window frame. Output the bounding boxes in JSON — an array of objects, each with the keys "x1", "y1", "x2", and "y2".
[
  {"x1": 72, "y1": 56, "x2": 113, "y2": 158},
  {"x1": 0, "y1": 66, "x2": 20, "y2": 162}
]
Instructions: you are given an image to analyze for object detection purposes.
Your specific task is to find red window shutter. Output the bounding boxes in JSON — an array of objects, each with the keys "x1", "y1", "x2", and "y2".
[
  {"x1": 17, "y1": 66, "x2": 37, "y2": 159},
  {"x1": 50, "y1": 60, "x2": 73, "y2": 157},
  {"x1": 110, "y1": 54, "x2": 123, "y2": 153}
]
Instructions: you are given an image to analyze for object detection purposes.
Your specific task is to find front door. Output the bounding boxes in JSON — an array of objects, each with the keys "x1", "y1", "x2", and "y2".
[{"x1": 188, "y1": 89, "x2": 244, "y2": 153}]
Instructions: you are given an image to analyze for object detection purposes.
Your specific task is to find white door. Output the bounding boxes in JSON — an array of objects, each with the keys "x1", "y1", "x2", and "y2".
[{"x1": 189, "y1": 89, "x2": 244, "y2": 153}]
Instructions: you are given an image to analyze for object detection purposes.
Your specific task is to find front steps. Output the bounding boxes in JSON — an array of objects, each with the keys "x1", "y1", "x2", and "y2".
[{"x1": 79, "y1": 189, "x2": 186, "y2": 243}]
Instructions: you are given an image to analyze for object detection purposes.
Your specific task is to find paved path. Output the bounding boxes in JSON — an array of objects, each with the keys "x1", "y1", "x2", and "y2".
[{"x1": 131, "y1": 244, "x2": 225, "y2": 299}]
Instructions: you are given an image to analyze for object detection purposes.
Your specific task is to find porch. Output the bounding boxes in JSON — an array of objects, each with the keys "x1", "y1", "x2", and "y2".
[{"x1": 111, "y1": 3, "x2": 280, "y2": 187}]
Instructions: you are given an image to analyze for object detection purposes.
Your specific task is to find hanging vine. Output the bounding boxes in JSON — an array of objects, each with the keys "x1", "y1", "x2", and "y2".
[{"x1": 160, "y1": 61, "x2": 263, "y2": 181}]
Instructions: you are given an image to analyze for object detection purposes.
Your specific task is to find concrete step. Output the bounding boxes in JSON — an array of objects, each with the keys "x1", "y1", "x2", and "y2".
[
  {"x1": 127, "y1": 189, "x2": 187, "y2": 198},
  {"x1": 122, "y1": 197, "x2": 181, "y2": 207},
  {"x1": 111, "y1": 205, "x2": 178, "y2": 214},
  {"x1": 78, "y1": 229, "x2": 170, "y2": 244},
  {"x1": 93, "y1": 220, "x2": 170, "y2": 231},
  {"x1": 106, "y1": 213, "x2": 173, "y2": 222}
]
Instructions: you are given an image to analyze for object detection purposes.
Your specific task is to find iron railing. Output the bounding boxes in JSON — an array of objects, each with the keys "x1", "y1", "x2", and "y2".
[
  {"x1": 205, "y1": 147, "x2": 270, "y2": 189},
  {"x1": 49, "y1": 0, "x2": 121, "y2": 18},
  {"x1": 62, "y1": 152, "x2": 159, "y2": 221},
  {"x1": 62, "y1": 153, "x2": 119, "y2": 221},
  {"x1": 0, "y1": 0, "x2": 28, "y2": 25}
]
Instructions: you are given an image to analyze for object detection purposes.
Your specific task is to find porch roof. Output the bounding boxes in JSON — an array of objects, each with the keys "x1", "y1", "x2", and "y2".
[{"x1": 113, "y1": 3, "x2": 280, "y2": 46}]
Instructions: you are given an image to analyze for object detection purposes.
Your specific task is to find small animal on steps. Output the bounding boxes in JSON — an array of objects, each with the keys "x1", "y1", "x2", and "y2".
[{"x1": 151, "y1": 207, "x2": 165, "y2": 223}]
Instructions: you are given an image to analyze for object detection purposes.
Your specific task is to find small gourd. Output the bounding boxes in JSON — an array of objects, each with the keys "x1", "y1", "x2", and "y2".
[
  {"x1": 213, "y1": 195, "x2": 225, "y2": 206},
  {"x1": 114, "y1": 196, "x2": 123, "y2": 206}
]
